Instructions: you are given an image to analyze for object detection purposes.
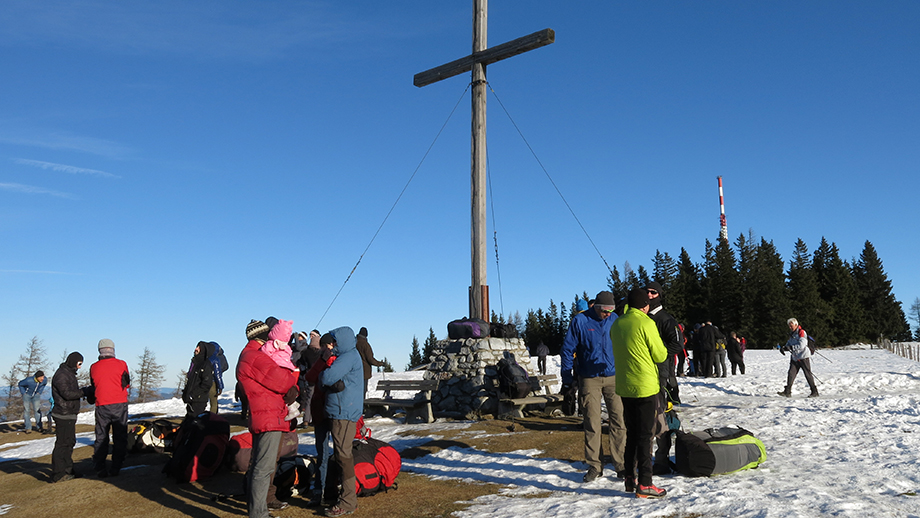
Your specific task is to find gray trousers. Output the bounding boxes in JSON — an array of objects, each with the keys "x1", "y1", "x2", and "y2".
[
  {"x1": 331, "y1": 419, "x2": 358, "y2": 512},
  {"x1": 247, "y1": 431, "x2": 281, "y2": 518},
  {"x1": 579, "y1": 375, "x2": 626, "y2": 473}
]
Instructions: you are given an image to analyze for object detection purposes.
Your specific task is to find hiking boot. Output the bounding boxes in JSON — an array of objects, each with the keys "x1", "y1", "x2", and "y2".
[
  {"x1": 777, "y1": 387, "x2": 791, "y2": 397},
  {"x1": 325, "y1": 505, "x2": 355, "y2": 517},
  {"x1": 808, "y1": 390, "x2": 820, "y2": 398},
  {"x1": 267, "y1": 500, "x2": 289, "y2": 511},
  {"x1": 583, "y1": 467, "x2": 601, "y2": 483},
  {"x1": 636, "y1": 484, "x2": 668, "y2": 498},
  {"x1": 24, "y1": 429, "x2": 31, "y2": 434},
  {"x1": 624, "y1": 477, "x2": 636, "y2": 493}
]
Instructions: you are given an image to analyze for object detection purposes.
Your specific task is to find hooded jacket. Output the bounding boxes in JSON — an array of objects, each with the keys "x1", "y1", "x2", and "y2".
[
  {"x1": 208, "y1": 342, "x2": 228, "y2": 392},
  {"x1": 560, "y1": 307, "x2": 618, "y2": 385},
  {"x1": 184, "y1": 341, "x2": 215, "y2": 405},
  {"x1": 236, "y1": 338, "x2": 297, "y2": 434},
  {"x1": 610, "y1": 307, "x2": 668, "y2": 399},
  {"x1": 51, "y1": 353, "x2": 86, "y2": 419},
  {"x1": 320, "y1": 326, "x2": 364, "y2": 422}
]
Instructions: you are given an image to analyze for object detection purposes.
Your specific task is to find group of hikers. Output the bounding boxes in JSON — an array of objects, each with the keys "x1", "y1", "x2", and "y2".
[
  {"x1": 24, "y1": 317, "x2": 385, "y2": 518},
  {"x1": 557, "y1": 282, "x2": 820, "y2": 499}
]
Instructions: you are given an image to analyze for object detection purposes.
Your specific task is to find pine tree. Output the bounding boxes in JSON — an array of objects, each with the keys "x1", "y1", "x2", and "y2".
[
  {"x1": 422, "y1": 327, "x2": 438, "y2": 363},
  {"x1": 380, "y1": 358, "x2": 394, "y2": 373},
  {"x1": 670, "y1": 248, "x2": 703, "y2": 325},
  {"x1": 652, "y1": 250, "x2": 678, "y2": 294},
  {"x1": 607, "y1": 265, "x2": 626, "y2": 301},
  {"x1": 511, "y1": 311, "x2": 524, "y2": 336},
  {"x1": 2, "y1": 364, "x2": 24, "y2": 422},
  {"x1": 813, "y1": 239, "x2": 864, "y2": 345},
  {"x1": 133, "y1": 347, "x2": 166, "y2": 404},
  {"x1": 706, "y1": 237, "x2": 741, "y2": 330},
  {"x1": 623, "y1": 262, "x2": 640, "y2": 292},
  {"x1": 786, "y1": 239, "x2": 831, "y2": 344},
  {"x1": 909, "y1": 298, "x2": 920, "y2": 341},
  {"x1": 746, "y1": 239, "x2": 790, "y2": 348},
  {"x1": 173, "y1": 369, "x2": 187, "y2": 399},
  {"x1": 853, "y1": 241, "x2": 911, "y2": 342},
  {"x1": 407, "y1": 336, "x2": 423, "y2": 370},
  {"x1": 637, "y1": 265, "x2": 651, "y2": 289},
  {"x1": 2, "y1": 337, "x2": 49, "y2": 420},
  {"x1": 734, "y1": 230, "x2": 758, "y2": 336}
]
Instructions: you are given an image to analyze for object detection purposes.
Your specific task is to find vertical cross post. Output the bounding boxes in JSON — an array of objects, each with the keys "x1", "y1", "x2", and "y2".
[{"x1": 414, "y1": 3, "x2": 554, "y2": 321}]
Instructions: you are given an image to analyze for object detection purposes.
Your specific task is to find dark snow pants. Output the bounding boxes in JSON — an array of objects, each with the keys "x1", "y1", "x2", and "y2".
[
  {"x1": 92, "y1": 402, "x2": 128, "y2": 474},
  {"x1": 786, "y1": 358, "x2": 817, "y2": 393},
  {"x1": 622, "y1": 395, "x2": 657, "y2": 486},
  {"x1": 51, "y1": 417, "x2": 77, "y2": 481}
]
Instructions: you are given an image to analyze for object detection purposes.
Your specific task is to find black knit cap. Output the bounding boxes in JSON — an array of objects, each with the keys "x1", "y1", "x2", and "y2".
[
  {"x1": 628, "y1": 287, "x2": 650, "y2": 309},
  {"x1": 66, "y1": 352, "x2": 84, "y2": 368},
  {"x1": 319, "y1": 333, "x2": 336, "y2": 346},
  {"x1": 594, "y1": 291, "x2": 616, "y2": 308}
]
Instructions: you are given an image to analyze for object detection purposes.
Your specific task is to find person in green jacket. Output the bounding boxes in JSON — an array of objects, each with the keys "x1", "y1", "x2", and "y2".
[{"x1": 610, "y1": 288, "x2": 668, "y2": 498}]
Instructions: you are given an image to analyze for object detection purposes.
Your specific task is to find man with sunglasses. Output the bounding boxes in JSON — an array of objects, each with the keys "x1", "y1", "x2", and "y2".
[
  {"x1": 560, "y1": 290, "x2": 626, "y2": 483},
  {"x1": 645, "y1": 282, "x2": 684, "y2": 475}
]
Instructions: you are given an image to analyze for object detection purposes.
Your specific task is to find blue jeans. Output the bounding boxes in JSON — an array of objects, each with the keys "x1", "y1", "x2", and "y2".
[
  {"x1": 313, "y1": 421, "x2": 334, "y2": 496},
  {"x1": 22, "y1": 395, "x2": 43, "y2": 431}
]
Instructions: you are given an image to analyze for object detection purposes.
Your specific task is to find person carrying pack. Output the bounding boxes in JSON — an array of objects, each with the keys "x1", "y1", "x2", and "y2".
[{"x1": 777, "y1": 318, "x2": 819, "y2": 398}]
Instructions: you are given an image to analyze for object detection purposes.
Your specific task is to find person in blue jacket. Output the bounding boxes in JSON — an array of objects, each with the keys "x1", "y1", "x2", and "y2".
[
  {"x1": 560, "y1": 290, "x2": 626, "y2": 483},
  {"x1": 19, "y1": 370, "x2": 47, "y2": 433},
  {"x1": 319, "y1": 326, "x2": 363, "y2": 517}
]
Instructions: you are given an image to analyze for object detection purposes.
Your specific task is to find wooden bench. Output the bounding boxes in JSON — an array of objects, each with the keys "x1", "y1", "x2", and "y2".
[
  {"x1": 496, "y1": 373, "x2": 564, "y2": 419},
  {"x1": 364, "y1": 379, "x2": 439, "y2": 424}
]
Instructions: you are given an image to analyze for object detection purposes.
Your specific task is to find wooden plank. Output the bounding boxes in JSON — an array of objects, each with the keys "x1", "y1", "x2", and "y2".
[
  {"x1": 413, "y1": 28, "x2": 555, "y2": 87},
  {"x1": 375, "y1": 380, "x2": 438, "y2": 391}
]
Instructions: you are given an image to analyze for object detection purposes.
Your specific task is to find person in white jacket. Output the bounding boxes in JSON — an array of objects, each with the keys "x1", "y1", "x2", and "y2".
[{"x1": 777, "y1": 318, "x2": 819, "y2": 398}]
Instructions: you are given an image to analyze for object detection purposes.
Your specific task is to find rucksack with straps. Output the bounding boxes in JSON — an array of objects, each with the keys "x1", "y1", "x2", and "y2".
[
  {"x1": 127, "y1": 418, "x2": 181, "y2": 454},
  {"x1": 496, "y1": 357, "x2": 530, "y2": 399},
  {"x1": 806, "y1": 334, "x2": 817, "y2": 355},
  {"x1": 353, "y1": 437, "x2": 401, "y2": 496},
  {"x1": 275, "y1": 455, "x2": 317, "y2": 499}
]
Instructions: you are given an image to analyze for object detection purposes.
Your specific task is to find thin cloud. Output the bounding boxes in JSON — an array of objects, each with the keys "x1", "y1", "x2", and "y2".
[
  {"x1": 14, "y1": 158, "x2": 121, "y2": 179},
  {"x1": 0, "y1": 182, "x2": 77, "y2": 199},
  {"x1": 0, "y1": 133, "x2": 134, "y2": 159}
]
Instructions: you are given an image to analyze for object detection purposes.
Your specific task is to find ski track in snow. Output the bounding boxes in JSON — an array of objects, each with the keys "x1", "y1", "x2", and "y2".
[{"x1": 2, "y1": 346, "x2": 920, "y2": 517}]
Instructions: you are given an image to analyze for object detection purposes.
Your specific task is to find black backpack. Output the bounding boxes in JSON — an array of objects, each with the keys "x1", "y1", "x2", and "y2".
[{"x1": 496, "y1": 358, "x2": 531, "y2": 399}]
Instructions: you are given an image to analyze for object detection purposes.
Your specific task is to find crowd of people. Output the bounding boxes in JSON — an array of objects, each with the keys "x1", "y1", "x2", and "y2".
[
  {"x1": 29, "y1": 316, "x2": 386, "y2": 518},
  {"x1": 558, "y1": 283, "x2": 815, "y2": 499}
]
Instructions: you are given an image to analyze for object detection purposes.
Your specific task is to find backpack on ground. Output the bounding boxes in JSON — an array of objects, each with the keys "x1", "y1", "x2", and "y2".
[
  {"x1": 163, "y1": 412, "x2": 230, "y2": 483},
  {"x1": 275, "y1": 455, "x2": 317, "y2": 499},
  {"x1": 496, "y1": 358, "x2": 531, "y2": 399},
  {"x1": 675, "y1": 426, "x2": 766, "y2": 477},
  {"x1": 353, "y1": 437, "x2": 401, "y2": 496},
  {"x1": 225, "y1": 430, "x2": 299, "y2": 472},
  {"x1": 127, "y1": 418, "x2": 181, "y2": 454},
  {"x1": 447, "y1": 318, "x2": 490, "y2": 339}
]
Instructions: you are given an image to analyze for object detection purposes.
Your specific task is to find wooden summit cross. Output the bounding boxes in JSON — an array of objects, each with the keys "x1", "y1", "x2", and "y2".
[{"x1": 414, "y1": 1, "x2": 554, "y2": 322}]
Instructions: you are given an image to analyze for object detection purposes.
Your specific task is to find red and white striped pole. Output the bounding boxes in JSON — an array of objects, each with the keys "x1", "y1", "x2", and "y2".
[{"x1": 718, "y1": 176, "x2": 728, "y2": 242}]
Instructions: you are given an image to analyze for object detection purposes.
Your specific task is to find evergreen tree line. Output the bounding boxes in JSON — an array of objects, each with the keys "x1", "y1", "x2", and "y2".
[{"x1": 406, "y1": 234, "x2": 913, "y2": 368}]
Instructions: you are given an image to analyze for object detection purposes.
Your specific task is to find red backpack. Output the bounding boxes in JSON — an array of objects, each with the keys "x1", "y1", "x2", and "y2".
[{"x1": 353, "y1": 437, "x2": 401, "y2": 496}]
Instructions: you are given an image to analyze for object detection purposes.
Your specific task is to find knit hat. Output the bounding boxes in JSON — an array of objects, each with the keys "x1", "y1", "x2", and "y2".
[
  {"x1": 645, "y1": 281, "x2": 664, "y2": 297},
  {"x1": 98, "y1": 338, "x2": 115, "y2": 357},
  {"x1": 627, "y1": 287, "x2": 650, "y2": 309},
  {"x1": 246, "y1": 319, "x2": 270, "y2": 340},
  {"x1": 576, "y1": 299, "x2": 589, "y2": 313},
  {"x1": 594, "y1": 291, "x2": 616, "y2": 309},
  {"x1": 265, "y1": 316, "x2": 279, "y2": 330},
  {"x1": 319, "y1": 332, "x2": 335, "y2": 346},
  {"x1": 66, "y1": 352, "x2": 84, "y2": 368}
]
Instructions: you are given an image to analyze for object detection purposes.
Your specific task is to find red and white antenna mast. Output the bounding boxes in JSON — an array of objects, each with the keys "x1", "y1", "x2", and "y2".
[{"x1": 717, "y1": 176, "x2": 728, "y2": 242}]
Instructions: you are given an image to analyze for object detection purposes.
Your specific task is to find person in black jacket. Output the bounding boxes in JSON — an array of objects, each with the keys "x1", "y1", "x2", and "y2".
[
  {"x1": 645, "y1": 282, "x2": 683, "y2": 476},
  {"x1": 183, "y1": 341, "x2": 215, "y2": 417},
  {"x1": 727, "y1": 331, "x2": 746, "y2": 375},
  {"x1": 50, "y1": 352, "x2": 90, "y2": 482}
]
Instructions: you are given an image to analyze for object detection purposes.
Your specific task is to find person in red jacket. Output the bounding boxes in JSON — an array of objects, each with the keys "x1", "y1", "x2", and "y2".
[
  {"x1": 89, "y1": 338, "x2": 130, "y2": 478},
  {"x1": 237, "y1": 319, "x2": 299, "y2": 518}
]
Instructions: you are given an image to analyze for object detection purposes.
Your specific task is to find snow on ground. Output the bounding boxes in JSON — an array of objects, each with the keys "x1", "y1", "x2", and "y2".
[{"x1": 3, "y1": 346, "x2": 920, "y2": 517}]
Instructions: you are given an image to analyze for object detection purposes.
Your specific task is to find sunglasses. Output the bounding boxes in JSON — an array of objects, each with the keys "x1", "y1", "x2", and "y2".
[{"x1": 647, "y1": 289, "x2": 658, "y2": 295}]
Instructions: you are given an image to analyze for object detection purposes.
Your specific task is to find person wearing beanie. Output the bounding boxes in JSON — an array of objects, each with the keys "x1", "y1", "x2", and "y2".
[
  {"x1": 50, "y1": 352, "x2": 90, "y2": 482},
  {"x1": 183, "y1": 341, "x2": 215, "y2": 417},
  {"x1": 560, "y1": 290, "x2": 627, "y2": 483},
  {"x1": 610, "y1": 288, "x2": 668, "y2": 498},
  {"x1": 18, "y1": 370, "x2": 48, "y2": 434},
  {"x1": 354, "y1": 326, "x2": 385, "y2": 397},
  {"x1": 237, "y1": 318, "x2": 299, "y2": 517},
  {"x1": 89, "y1": 338, "x2": 131, "y2": 478},
  {"x1": 644, "y1": 282, "x2": 684, "y2": 475}
]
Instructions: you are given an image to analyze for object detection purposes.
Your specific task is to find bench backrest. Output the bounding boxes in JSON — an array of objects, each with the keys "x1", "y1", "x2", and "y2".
[{"x1": 375, "y1": 379, "x2": 439, "y2": 397}]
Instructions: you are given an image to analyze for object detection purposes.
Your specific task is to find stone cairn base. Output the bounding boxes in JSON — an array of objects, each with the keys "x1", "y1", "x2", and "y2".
[{"x1": 424, "y1": 337, "x2": 532, "y2": 418}]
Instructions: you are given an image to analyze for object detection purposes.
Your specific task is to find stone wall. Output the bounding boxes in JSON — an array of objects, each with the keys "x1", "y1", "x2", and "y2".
[{"x1": 424, "y1": 336, "x2": 532, "y2": 418}]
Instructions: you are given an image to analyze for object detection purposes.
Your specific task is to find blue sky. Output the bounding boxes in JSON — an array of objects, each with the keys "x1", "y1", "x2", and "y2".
[{"x1": 2, "y1": 1, "x2": 918, "y2": 380}]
